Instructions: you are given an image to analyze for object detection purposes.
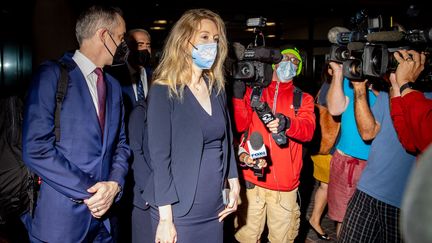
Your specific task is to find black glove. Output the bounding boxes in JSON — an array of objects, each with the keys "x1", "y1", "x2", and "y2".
[
  {"x1": 233, "y1": 80, "x2": 246, "y2": 99},
  {"x1": 275, "y1": 113, "x2": 291, "y2": 133}
]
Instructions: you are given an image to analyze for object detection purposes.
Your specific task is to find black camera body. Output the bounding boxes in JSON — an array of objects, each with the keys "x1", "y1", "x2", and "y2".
[
  {"x1": 231, "y1": 17, "x2": 287, "y2": 146},
  {"x1": 231, "y1": 17, "x2": 282, "y2": 87},
  {"x1": 328, "y1": 9, "x2": 432, "y2": 81}
]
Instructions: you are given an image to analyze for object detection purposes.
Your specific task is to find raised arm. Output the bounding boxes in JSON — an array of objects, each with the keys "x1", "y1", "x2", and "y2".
[
  {"x1": 352, "y1": 81, "x2": 380, "y2": 141},
  {"x1": 326, "y1": 62, "x2": 349, "y2": 115}
]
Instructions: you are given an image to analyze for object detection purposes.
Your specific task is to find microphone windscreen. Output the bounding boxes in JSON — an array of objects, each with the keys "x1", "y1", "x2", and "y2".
[
  {"x1": 249, "y1": 132, "x2": 264, "y2": 150},
  {"x1": 366, "y1": 31, "x2": 404, "y2": 42},
  {"x1": 254, "y1": 47, "x2": 283, "y2": 63},
  {"x1": 232, "y1": 42, "x2": 246, "y2": 60},
  {"x1": 347, "y1": 42, "x2": 365, "y2": 51},
  {"x1": 328, "y1": 26, "x2": 350, "y2": 44}
]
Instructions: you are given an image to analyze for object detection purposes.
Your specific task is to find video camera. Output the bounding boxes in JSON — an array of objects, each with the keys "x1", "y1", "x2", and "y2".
[
  {"x1": 231, "y1": 17, "x2": 282, "y2": 88},
  {"x1": 327, "y1": 9, "x2": 432, "y2": 81},
  {"x1": 231, "y1": 17, "x2": 287, "y2": 146}
]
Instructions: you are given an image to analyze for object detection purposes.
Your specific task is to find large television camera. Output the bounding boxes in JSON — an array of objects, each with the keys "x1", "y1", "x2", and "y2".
[
  {"x1": 231, "y1": 17, "x2": 287, "y2": 146},
  {"x1": 231, "y1": 17, "x2": 282, "y2": 87},
  {"x1": 327, "y1": 9, "x2": 432, "y2": 81}
]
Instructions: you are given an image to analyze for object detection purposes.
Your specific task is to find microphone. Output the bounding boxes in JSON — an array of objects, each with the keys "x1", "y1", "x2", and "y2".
[
  {"x1": 366, "y1": 31, "x2": 405, "y2": 42},
  {"x1": 249, "y1": 46, "x2": 283, "y2": 64},
  {"x1": 247, "y1": 132, "x2": 267, "y2": 178},
  {"x1": 327, "y1": 26, "x2": 350, "y2": 44},
  {"x1": 347, "y1": 42, "x2": 365, "y2": 51},
  {"x1": 232, "y1": 42, "x2": 246, "y2": 60}
]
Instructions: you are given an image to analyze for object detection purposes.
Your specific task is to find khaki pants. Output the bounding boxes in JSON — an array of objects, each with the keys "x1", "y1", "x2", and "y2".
[{"x1": 235, "y1": 185, "x2": 300, "y2": 243}]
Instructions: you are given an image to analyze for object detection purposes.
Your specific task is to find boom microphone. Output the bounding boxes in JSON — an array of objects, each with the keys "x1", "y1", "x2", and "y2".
[
  {"x1": 327, "y1": 26, "x2": 350, "y2": 44},
  {"x1": 366, "y1": 31, "x2": 405, "y2": 42},
  {"x1": 232, "y1": 42, "x2": 246, "y2": 60},
  {"x1": 247, "y1": 132, "x2": 267, "y2": 177},
  {"x1": 347, "y1": 42, "x2": 365, "y2": 51},
  {"x1": 245, "y1": 46, "x2": 283, "y2": 64}
]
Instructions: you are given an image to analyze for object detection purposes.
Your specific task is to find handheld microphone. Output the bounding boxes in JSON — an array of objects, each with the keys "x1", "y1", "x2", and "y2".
[
  {"x1": 247, "y1": 132, "x2": 267, "y2": 178},
  {"x1": 366, "y1": 31, "x2": 405, "y2": 42}
]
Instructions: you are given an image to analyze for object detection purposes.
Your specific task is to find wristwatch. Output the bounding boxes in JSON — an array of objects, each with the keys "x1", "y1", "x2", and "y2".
[{"x1": 399, "y1": 82, "x2": 416, "y2": 94}]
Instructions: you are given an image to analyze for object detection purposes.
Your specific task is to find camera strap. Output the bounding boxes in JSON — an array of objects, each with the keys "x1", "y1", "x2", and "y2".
[
  {"x1": 293, "y1": 86, "x2": 303, "y2": 116},
  {"x1": 271, "y1": 82, "x2": 302, "y2": 116}
]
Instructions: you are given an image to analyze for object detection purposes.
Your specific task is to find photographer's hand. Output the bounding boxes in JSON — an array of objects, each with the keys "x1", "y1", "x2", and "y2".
[
  {"x1": 389, "y1": 73, "x2": 401, "y2": 98},
  {"x1": 239, "y1": 152, "x2": 267, "y2": 168},
  {"x1": 267, "y1": 118, "x2": 280, "y2": 134},
  {"x1": 393, "y1": 50, "x2": 426, "y2": 96},
  {"x1": 350, "y1": 79, "x2": 368, "y2": 89}
]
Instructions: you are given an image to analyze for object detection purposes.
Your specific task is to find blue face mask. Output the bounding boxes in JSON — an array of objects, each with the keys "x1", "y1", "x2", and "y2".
[
  {"x1": 276, "y1": 61, "x2": 298, "y2": 82},
  {"x1": 191, "y1": 42, "x2": 218, "y2": 70}
]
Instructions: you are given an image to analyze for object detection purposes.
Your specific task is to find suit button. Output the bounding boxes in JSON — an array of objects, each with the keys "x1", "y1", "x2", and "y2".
[{"x1": 90, "y1": 174, "x2": 94, "y2": 179}]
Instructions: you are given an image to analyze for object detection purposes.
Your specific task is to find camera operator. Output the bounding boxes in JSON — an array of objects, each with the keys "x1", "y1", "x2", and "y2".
[
  {"x1": 232, "y1": 48, "x2": 315, "y2": 243},
  {"x1": 338, "y1": 58, "x2": 421, "y2": 242},
  {"x1": 389, "y1": 49, "x2": 432, "y2": 154},
  {"x1": 325, "y1": 62, "x2": 377, "y2": 237}
]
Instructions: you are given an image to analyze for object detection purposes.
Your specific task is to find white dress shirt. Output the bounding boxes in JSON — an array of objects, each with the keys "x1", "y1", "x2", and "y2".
[
  {"x1": 72, "y1": 50, "x2": 101, "y2": 115},
  {"x1": 130, "y1": 66, "x2": 148, "y2": 100}
]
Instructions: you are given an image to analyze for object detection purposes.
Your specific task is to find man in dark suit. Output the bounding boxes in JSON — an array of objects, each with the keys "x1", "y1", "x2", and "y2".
[
  {"x1": 22, "y1": 6, "x2": 130, "y2": 242},
  {"x1": 108, "y1": 28, "x2": 152, "y2": 121},
  {"x1": 128, "y1": 100, "x2": 153, "y2": 243},
  {"x1": 106, "y1": 28, "x2": 153, "y2": 243}
]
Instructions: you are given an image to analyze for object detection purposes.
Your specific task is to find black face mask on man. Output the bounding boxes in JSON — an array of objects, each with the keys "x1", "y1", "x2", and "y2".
[
  {"x1": 104, "y1": 31, "x2": 129, "y2": 66},
  {"x1": 128, "y1": 49, "x2": 151, "y2": 67}
]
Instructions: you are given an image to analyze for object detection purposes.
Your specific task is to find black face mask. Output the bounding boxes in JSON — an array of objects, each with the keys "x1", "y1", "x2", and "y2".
[
  {"x1": 128, "y1": 49, "x2": 151, "y2": 67},
  {"x1": 105, "y1": 32, "x2": 129, "y2": 66}
]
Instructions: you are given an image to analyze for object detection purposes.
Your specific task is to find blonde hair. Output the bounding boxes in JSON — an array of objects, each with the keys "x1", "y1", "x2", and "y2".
[{"x1": 152, "y1": 9, "x2": 228, "y2": 98}]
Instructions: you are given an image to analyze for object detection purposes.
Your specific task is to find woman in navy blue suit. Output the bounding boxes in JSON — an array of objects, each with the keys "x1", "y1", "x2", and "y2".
[{"x1": 144, "y1": 8, "x2": 240, "y2": 243}]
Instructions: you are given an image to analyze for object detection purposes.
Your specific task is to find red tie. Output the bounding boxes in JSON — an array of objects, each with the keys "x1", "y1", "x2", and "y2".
[{"x1": 94, "y1": 68, "x2": 106, "y2": 136}]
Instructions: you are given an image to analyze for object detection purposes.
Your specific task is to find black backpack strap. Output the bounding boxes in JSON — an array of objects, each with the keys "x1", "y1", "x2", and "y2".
[
  {"x1": 54, "y1": 61, "x2": 69, "y2": 142},
  {"x1": 293, "y1": 86, "x2": 303, "y2": 116}
]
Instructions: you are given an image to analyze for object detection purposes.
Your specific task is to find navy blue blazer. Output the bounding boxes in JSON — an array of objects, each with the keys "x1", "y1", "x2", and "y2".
[
  {"x1": 22, "y1": 53, "x2": 130, "y2": 242},
  {"x1": 144, "y1": 84, "x2": 238, "y2": 217},
  {"x1": 128, "y1": 101, "x2": 152, "y2": 209},
  {"x1": 107, "y1": 64, "x2": 152, "y2": 120}
]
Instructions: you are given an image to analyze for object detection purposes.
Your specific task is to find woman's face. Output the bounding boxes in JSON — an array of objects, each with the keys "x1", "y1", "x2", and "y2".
[{"x1": 190, "y1": 19, "x2": 219, "y2": 49}]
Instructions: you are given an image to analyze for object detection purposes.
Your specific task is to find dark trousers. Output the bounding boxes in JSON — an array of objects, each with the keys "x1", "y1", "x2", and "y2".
[
  {"x1": 28, "y1": 218, "x2": 113, "y2": 243},
  {"x1": 339, "y1": 189, "x2": 403, "y2": 243},
  {"x1": 132, "y1": 206, "x2": 153, "y2": 243}
]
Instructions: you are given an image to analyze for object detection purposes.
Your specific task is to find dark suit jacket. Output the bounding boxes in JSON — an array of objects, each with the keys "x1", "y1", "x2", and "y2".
[
  {"x1": 22, "y1": 53, "x2": 130, "y2": 243},
  {"x1": 106, "y1": 64, "x2": 152, "y2": 123},
  {"x1": 144, "y1": 84, "x2": 238, "y2": 217},
  {"x1": 128, "y1": 101, "x2": 152, "y2": 210}
]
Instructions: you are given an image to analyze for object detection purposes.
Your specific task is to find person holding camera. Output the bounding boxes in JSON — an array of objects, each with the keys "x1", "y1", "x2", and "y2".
[
  {"x1": 389, "y1": 49, "x2": 432, "y2": 154},
  {"x1": 232, "y1": 48, "x2": 315, "y2": 243},
  {"x1": 325, "y1": 62, "x2": 377, "y2": 237},
  {"x1": 338, "y1": 53, "x2": 423, "y2": 241},
  {"x1": 144, "y1": 9, "x2": 240, "y2": 243}
]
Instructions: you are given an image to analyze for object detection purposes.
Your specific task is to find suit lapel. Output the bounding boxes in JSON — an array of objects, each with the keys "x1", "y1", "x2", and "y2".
[
  {"x1": 102, "y1": 76, "x2": 112, "y2": 149},
  {"x1": 71, "y1": 67, "x2": 102, "y2": 141}
]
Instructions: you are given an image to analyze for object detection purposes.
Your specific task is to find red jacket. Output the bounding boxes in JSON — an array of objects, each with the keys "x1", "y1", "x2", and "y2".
[
  {"x1": 390, "y1": 91, "x2": 432, "y2": 153},
  {"x1": 233, "y1": 81, "x2": 315, "y2": 191}
]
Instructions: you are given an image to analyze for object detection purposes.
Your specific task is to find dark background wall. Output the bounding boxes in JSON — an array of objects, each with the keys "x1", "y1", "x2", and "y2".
[{"x1": 0, "y1": 0, "x2": 430, "y2": 93}]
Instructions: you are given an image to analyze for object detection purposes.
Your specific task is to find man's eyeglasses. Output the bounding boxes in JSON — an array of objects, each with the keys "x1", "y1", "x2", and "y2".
[{"x1": 282, "y1": 56, "x2": 301, "y2": 65}]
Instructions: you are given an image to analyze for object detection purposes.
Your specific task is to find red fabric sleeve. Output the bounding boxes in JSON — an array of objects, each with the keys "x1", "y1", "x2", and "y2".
[
  {"x1": 390, "y1": 96, "x2": 417, "y2": 153},
  {"x1": 232, "y1": 88, "x2": 253, "y2": 133},
  {"x1": 286, "y1": 92, "x2": 316, "y2": 142},
  {"x1": 399, "y1": 91, "x2": 432, "y2": 152}
]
